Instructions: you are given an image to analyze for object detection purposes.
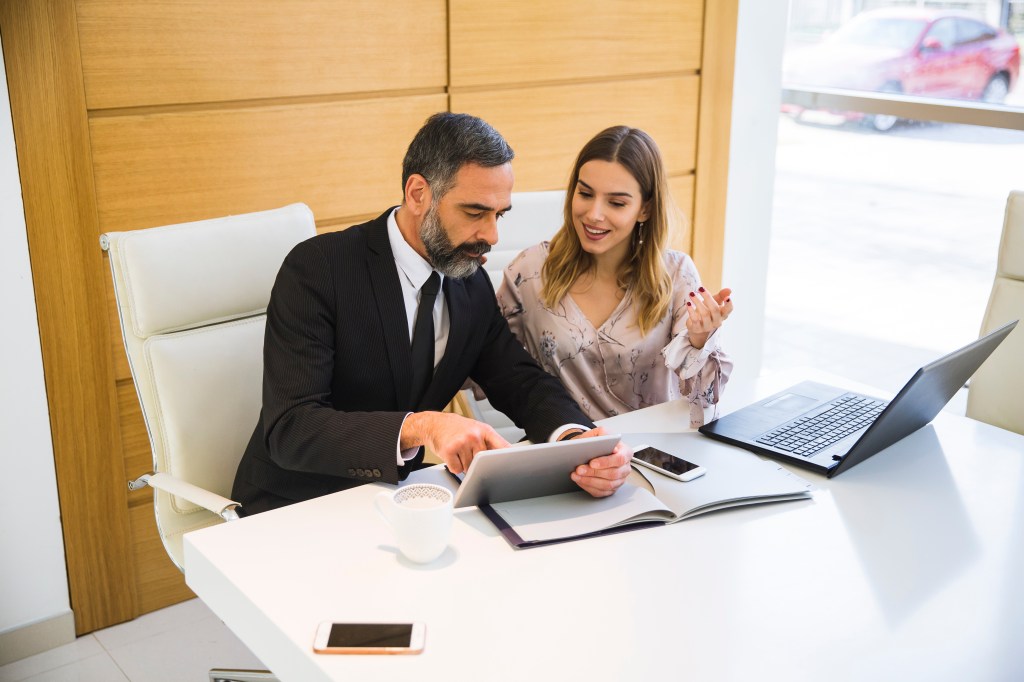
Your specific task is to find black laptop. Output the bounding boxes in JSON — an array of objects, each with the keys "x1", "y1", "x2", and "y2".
[{"x1": 699, "y1": 320, "x2": 1018, "y2": 477}]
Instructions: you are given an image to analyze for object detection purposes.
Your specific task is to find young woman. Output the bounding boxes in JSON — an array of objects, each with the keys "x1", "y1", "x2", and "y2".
[{"x1": 496, "y1": 126, "x2": 733, "y2": 426}]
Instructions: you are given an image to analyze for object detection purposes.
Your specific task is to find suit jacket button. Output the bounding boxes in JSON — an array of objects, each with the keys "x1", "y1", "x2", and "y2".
[
  {"x1": 372, "y1": 469, "x2": 381, "y2": 478},
  {"x1": 348, "y1": 468, "x2": 356, "y2": 477}
]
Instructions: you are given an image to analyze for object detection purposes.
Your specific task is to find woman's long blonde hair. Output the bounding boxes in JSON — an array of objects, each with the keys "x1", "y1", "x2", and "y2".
[{"x1": 542, "y1": 126, "x2": 674, "y2": 335}]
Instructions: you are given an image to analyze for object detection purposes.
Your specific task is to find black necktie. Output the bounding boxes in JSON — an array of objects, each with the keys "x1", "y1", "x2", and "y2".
[{"x1": 409, "y1": 271, "x2": 441, "y2": 407}]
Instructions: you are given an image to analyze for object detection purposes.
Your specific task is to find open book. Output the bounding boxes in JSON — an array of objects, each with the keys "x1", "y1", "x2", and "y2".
[{"x1": 479, "y1": 432, "x2": 814, "y2": 549}]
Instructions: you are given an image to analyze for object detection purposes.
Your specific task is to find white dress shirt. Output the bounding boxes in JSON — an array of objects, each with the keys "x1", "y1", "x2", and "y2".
[{"x1": 386, "y1": 208, "x2": 587, "y2": 464}]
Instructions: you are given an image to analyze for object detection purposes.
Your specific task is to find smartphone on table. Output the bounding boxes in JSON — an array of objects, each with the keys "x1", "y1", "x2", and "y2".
[
  {"x1": 631, "y1": 445, "x2": 706, "y2": 482},
  {"x1": 313, "y1": 622, "x2": 425, "y2": 655}
]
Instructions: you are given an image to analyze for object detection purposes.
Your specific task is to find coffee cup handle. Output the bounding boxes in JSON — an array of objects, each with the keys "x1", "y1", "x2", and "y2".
[{"x1": 374, "y1": 491, "x2": 394, "y2": 527}]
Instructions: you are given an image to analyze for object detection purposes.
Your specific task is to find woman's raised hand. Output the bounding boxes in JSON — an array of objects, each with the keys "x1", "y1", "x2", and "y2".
[{"x1": 685, "y1": 287, "x2": 733, "y2": 349}]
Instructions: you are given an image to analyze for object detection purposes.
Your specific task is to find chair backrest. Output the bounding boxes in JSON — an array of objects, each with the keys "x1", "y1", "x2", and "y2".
[
  {"x1": 103, "y1": 204, "x2": 316, "y2": 567},
  {"x1": 967, "y1": 190, "x2": 1024, "y2": 435},
  {"x1": 486, "y1": 190, "x2": 566, "y2": 288}
]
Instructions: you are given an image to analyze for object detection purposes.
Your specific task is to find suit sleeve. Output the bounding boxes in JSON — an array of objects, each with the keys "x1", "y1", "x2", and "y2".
[{"x1": 259, "y1": 240, "x2": 413, "y2": 483}]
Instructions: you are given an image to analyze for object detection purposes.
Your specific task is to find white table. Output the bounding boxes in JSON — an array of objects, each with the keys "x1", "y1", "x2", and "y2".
[{"x1": 185, "y1": 373, "x2": 1024, "y2": 681}]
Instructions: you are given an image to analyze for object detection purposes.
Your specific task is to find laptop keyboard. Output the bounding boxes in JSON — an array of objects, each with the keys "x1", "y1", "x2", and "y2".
[{"x1": 755, "y1": 395, "x2": 887, "y2": 458}]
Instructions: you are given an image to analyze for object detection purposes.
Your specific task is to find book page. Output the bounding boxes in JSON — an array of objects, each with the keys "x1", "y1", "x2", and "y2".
[
  {"x1": 625, "y1": 433, "x2": 814, "y2": 521},
  {"x1": 490, "y1": 476, "x2": 673, "y2": 543}
]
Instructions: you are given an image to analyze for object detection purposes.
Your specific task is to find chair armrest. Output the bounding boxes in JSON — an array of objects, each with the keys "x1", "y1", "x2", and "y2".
[{"x1": 129, "y1": 472, "x2": 242, "y2": 521}]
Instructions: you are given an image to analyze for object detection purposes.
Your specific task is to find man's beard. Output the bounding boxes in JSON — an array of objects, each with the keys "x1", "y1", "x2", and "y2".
[{"x1": 420, "y1": 203, "x2": 491, "y2": 279}]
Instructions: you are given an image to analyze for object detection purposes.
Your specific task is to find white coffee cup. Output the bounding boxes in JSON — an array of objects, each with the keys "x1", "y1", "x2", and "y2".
[{"x1": 375, "y1": 483, "x2": 453, "y2": 563}]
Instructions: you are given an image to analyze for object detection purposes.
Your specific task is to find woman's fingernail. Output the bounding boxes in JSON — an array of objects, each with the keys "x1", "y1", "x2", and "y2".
[
  {"x1": 686, "y1": 301, "x2": 692, "y2": 307},
  {"x1": 689, "y1": 291, "x2": 695, "y2": 297},
  {"x1": 698, "y1": 286, "x2": 706, "y2": 293},
  {"x1": 725, "y1": 298, "x2": 731, "y2": 303}
]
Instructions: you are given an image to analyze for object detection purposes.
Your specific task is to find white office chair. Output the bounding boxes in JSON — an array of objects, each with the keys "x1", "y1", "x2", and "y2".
[
  {"x1": 457, "y1": 190, "x2": 566, "y2": 441},
  {"x1": 966, "y1": 190, "x2": 1024, "y2": 435},
  {"x1": 102, "y1": 203, "x2": 316, "y2": 682}
]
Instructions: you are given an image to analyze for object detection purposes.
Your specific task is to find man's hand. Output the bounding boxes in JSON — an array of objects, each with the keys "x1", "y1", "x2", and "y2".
[
  {"x1": 569, "y1": 427, "x2": 634, "y2": 497},
  {"x1": 401, "y1": 411, "x2": 510, "y2": 474}
]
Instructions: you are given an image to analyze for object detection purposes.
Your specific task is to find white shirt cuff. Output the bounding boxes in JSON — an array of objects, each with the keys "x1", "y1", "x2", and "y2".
[
  {"x1": 397, "y1": 412, "x2": 420, "y2": 465},
  {"x1": 549, "y1": 423, "x2": 591, "y2": 442}
]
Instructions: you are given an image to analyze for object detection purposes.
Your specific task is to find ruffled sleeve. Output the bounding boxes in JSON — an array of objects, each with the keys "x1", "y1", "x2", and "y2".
[{"x1": 659, "y1": 252, "x2": 734, "y2": 427}]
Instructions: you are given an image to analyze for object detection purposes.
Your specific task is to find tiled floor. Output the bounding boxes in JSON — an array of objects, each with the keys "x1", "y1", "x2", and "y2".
[
  {"x1": 3, "y1": 116, "x2": 1017, "y2": 681},
  {"x1": 0, "y1": 600, "x2": 264, "y2": 682}
]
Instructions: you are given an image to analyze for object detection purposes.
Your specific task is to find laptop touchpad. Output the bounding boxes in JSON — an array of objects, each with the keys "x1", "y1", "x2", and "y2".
[{"x1": 763, "y1": 392, "x2": 818, "y2": 413}]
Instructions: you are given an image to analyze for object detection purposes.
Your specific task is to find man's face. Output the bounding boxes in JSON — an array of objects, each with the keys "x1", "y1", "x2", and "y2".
[{"x1": 420, "y1": 162, "x2": 513, "y2": 279}]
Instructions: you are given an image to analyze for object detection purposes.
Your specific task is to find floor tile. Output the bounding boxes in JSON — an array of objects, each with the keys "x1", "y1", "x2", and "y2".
[
  {"x1": 103, "y1": 615, "x2": 265, "y2": 682},
  {"x1": 0, "y1": 637, "x2": 102, "y2": 682},
  {"x1": 91, "y1": 599, "x2": 213, "y2": 651},
  {"x1": 17, "y1": 653, "x2": 128, "y2": 682}
]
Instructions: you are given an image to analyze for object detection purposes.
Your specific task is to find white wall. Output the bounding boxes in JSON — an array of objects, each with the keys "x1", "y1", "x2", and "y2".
[
  {"x1": 720, "y1": 0, "x2": 789, "y2": 399},
  {"x1": 0, "y1": 34, "x2": 73, "y2": 642}
]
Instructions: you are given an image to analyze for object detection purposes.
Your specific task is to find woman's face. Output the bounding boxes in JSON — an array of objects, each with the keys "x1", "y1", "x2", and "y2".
[{"x1": 571, "y1": 160, "x2": 649, "y2": 264}]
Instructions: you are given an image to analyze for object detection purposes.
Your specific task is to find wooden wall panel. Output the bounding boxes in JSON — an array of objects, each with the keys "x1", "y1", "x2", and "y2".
[
  {"x1": 669, "y1": 175, "x2": 695, "y2": 253},
  {"x1": 89, "y1": 94, "x2": 446, "y2": 233},
  {"x1": 450, "y1": 0, "x2": 703, "y2": 88},
  {"x1": 118, "y1": 379, "x2": 151, "y2": 496},
  {"x1": 691, "y1": 1, "x2": 739, "y2": 292},
  {"x1": 0, "y1": 0, "x2": 136, "y2": 635},
  {"x1": 128, "y1": 503, "x2": 194, "y2": 614},
  {"x1": 451, "y1": 76, "x2": 699, "y2": 193},
  {"x1": 76, "y1": 0, "x2": 447, "y2": 109}
]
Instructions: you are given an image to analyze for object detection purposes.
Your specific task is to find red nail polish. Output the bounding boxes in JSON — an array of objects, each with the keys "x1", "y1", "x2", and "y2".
[
  {"x1": 688, "y1": 291, "x2": 695, "y2": 297},
  {"x1": 698, "y1": 286, "x2": 706, "y2": 293},
  {"x1": 686, "y1": 301, "x2": 692, "y2": 307},
  {"x1": 725, "y1": 298, "x2": 731, "y2": 303}
]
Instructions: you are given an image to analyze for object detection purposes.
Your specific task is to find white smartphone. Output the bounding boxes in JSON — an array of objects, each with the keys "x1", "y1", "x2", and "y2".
[
  {"x1": 632, "y1": 445, "x2": 706, "y2": 482},
  {"x1": 312, "y1": 621, "x2": 425, "y2": 655}
]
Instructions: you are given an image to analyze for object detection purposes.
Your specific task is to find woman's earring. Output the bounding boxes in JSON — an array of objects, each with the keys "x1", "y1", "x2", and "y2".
[{"x1": 636, "y1": 221, "x2": 645, "y2": 247}]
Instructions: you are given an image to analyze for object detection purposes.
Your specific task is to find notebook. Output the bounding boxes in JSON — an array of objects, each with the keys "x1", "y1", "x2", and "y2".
[{"x1": 698, "y1": 320, "x2": 1018, "y2": 477}]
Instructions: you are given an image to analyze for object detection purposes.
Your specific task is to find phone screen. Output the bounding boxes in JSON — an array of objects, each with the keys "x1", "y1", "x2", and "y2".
[
  {"x1": 634, "y1": 447, "x2": 701, "y2": 476},
  {"x1": 327, "y1": 623, "x2": 413, "y2": 648}
]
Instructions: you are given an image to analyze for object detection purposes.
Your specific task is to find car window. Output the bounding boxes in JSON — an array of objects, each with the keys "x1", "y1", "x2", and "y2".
[
  {"x1": 923, "y1": 18, "x2": 956, "y2": 50},
  {"x1": 954, "y1": 19, "x2": 997, "y2": 46}
]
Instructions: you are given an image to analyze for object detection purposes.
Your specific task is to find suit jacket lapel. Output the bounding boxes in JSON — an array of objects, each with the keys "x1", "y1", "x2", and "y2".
[{"x1": 365, "y1": 209, "x2": 414, "y2": 407}]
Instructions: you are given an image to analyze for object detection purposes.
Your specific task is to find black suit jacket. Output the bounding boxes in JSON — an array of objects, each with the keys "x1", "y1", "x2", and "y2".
[{"x1": 232, "y1": 208, "x2": 593, "y2": 512}]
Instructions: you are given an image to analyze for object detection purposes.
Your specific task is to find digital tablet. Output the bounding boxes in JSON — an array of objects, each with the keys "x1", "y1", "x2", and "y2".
[{"x1": 452, "y1": 434, "x2": 622, "y2": 508}]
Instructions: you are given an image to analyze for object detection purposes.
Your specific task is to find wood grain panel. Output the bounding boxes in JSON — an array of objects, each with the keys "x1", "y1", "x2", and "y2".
[
  {"x1": 106, "y1": 277, "x2": 132, "y2": 382},
  {"x1": 0, "y1": 0, "x2": 135, "y2": 635},
  {"x1": 669, "y1": 174, "x2": 695, "y2": 253},
  {"x1": 450, "y1": 0, "x2": 703, "y2": 88},
  {"x1": 118, "y1": 379, "x2": 152, "y2": 494},
  {"x1": 128, "y1": 503, "x2": 194, "y2": 614},
  {"x1": 76, "y1": 0, "x2": 447, "y2": 109},
  {"x1": 89, "y1": 94, "x2": 446, "y2": 233},
  {"x1": 452, "y1": 76, "x2": 698, "y2": 192},
  {"x1": 691, "y1": 0, "x2": 739, "y2": 292}
]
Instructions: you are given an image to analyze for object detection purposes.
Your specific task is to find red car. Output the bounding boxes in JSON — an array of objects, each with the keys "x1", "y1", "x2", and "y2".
[{"x1": 782, "y1": 8, "x2": 1021, "y2": 131}]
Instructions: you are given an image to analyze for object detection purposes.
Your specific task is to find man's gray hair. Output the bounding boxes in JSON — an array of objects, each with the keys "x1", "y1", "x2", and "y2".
[{"x1": 402, "y1": 113, "x2": 514, "y2": 199}]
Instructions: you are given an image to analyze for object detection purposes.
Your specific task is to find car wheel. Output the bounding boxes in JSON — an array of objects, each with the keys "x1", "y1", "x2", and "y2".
[
  {"x1": 869, "y1": 113, "x2": 899, "y2": 132},
  {"x1": 868, "y1": 83, "x2": 901, "y2": 132},
  {"x1": 981, "y1": 74, "x2": 1009, "y2": 104}
]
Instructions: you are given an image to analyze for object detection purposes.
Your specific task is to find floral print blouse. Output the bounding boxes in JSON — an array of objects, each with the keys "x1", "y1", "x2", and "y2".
[{"x1": 496, "y1": 243, "x2": 733, "y2": 427}]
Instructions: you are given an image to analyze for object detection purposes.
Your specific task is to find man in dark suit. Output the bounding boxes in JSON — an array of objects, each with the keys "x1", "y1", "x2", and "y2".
[{"x1": 233, "y1": 113, "x2": 633, "y2": 514}]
